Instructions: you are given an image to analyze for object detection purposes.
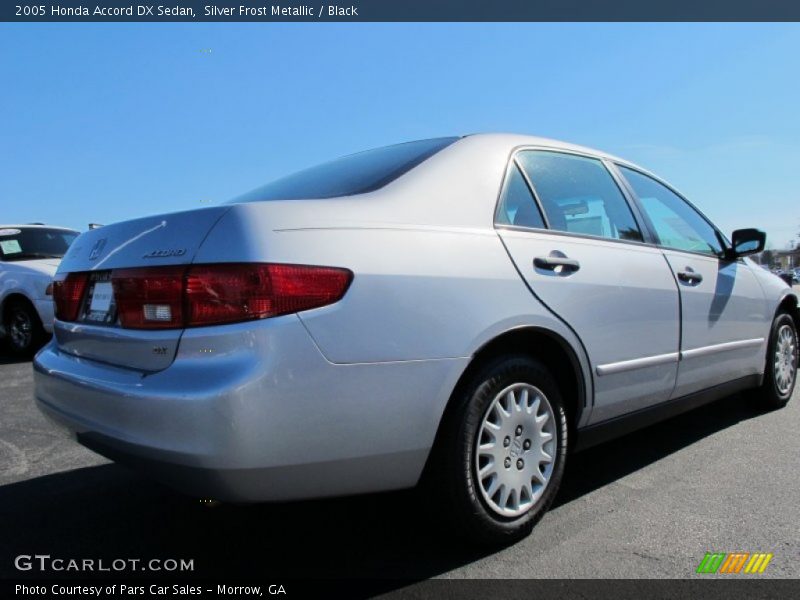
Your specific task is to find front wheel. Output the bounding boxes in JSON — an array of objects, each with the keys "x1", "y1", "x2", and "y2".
[
  {"x1": 752, "y1": 311, "x2": 798, "y2": 410},
  {"x1": 431, "y1": 355, "x2": 568, "y2": 545}
]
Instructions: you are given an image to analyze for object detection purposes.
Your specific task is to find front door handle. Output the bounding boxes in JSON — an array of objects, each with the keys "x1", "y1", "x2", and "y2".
[
  {"x1": 677, "y1": 269, "x2": 703, "y2": 284},
  {"x1": 534, "y1": 255, "x2": 580, "y2": 273}
]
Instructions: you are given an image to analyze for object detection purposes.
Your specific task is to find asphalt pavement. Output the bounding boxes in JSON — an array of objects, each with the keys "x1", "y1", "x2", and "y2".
[{"x1": 1, "y1": 345, "x2": 798, "y2": 585}]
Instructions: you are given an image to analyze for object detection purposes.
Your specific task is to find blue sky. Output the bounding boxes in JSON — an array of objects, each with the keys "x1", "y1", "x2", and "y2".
[{"x1": 1, "y1": 23, "x2": 799, "y2": 248}]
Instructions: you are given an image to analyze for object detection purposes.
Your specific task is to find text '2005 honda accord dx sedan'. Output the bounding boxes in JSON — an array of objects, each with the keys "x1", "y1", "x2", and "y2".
[{"x1": 33, "y1": 134, "x2": 799, "y2": 544}]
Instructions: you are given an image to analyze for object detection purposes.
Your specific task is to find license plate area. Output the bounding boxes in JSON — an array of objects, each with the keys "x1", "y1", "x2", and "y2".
[{"x1": 80, "y1": 272, "x2": 117, "y2": 325}]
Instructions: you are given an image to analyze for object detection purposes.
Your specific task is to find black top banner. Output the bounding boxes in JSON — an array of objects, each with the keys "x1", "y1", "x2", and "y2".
[{"x1": 4, "y1": 0, "x2": 800, "y2": 22}]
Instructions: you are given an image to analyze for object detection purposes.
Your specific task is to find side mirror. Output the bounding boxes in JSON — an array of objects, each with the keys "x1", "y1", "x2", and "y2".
[{"x1": 728, "y1": 228, "x2": 766, "y2": 259}]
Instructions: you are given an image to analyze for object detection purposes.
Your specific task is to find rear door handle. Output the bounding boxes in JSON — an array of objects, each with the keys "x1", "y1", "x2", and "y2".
[
  {"x1": 677, "y1": 269, "x2": 703, "y2": 284},
  {"x1": 534, "y1": 256, "x2": 580, "y2": 272}
]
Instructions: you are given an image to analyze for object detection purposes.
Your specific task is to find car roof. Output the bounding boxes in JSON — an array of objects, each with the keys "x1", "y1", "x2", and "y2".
[
  {"x1": 241, "y1": 133, "x2": 669, "y2": 231},
  {"x1": 461, "y1": 132, "x2": 635, "y2": 166}
]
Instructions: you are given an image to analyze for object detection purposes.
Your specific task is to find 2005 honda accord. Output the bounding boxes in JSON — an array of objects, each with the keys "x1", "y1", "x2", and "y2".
[{"x1": 34, "y1": 134, "x2": 798, "y2": 543}]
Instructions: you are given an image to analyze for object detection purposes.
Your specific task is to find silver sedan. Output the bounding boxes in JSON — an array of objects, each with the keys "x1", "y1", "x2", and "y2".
[{"x1": 34, "y1": 134, "x2": 798, "y2": 544}]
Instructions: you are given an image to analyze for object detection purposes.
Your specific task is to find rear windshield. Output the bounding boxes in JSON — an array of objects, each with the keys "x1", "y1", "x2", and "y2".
[
  {"x1": 0, "y1": 227, "x2": 79, "y2": 261},
  {"x1": 231, "y1": 137, "x2": 459, "y2": 202}
]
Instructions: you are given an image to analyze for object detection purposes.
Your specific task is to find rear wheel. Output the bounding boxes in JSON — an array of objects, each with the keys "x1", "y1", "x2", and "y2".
[
  {"x1": 752, "y1": 311, "x2": 797, "y2": 409},
  {"x1": 431, "y1": 355, "x2": 568, "y2": 545},
  {"x1": 3, "y1": 299, "x2": 46, "y2": 357}
]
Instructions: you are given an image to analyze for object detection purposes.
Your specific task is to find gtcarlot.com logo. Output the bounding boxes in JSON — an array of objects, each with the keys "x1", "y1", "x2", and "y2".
[
  {"x1": 14, "y1": 554, "x2": 194, "y2": 572},
  {"x1": 696, "y1": 551, "x2": 774, "y2": 574}
]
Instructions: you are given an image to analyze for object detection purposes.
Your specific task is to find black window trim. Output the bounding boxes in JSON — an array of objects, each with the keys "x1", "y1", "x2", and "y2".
[
  {"x1": 493, "y1": 145, "x2": 650, "y2": 249},
  {"x1": 611, "y1": 161, "x2": 732, "y2": 261},
  {"x1": 509, "y1": 157, "x2": 550, "y2": 229},
  {"x1": 601, "y1": 157, "x2": 659, "y2": 246}
]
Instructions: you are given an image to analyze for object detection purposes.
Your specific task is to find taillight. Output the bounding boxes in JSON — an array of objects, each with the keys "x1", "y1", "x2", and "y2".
[
  {"x1": 186, "y1": 263, "x2": 352, "y2": 326},
  {"x1": 113, "y1": 266, "x2": 186, "y2": 329},
  {"x1": 104, "y1": 263, "x2": 352, "y2": 329},
  {"x1": 53, "y1": 273, "x2": 89, "y2": 321}
]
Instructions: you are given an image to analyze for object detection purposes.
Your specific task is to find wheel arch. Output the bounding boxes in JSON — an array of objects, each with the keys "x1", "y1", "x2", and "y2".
[
  {"x1": 1, "y1": 292, "x2": 39, "y2": 320},
  {"x1": 777, "y1": 292, "x2": 799, "y2": 329},
  {"x1": 428, "y1": 326, "x2": 589, "y2": 464},
  {"x1": 776, "y1": 292, "x2": 799, "y2": 368}
]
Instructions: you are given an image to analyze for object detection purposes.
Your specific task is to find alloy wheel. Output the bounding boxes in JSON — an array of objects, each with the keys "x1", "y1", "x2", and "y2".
[{"x1": 774, "y1": 324, "x2": 797, "y2": 395}]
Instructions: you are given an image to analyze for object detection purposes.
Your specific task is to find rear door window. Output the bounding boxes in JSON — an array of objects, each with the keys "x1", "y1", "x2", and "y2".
[{"x1": 516, "y1": 151, "x2": 643, "y2": 242}]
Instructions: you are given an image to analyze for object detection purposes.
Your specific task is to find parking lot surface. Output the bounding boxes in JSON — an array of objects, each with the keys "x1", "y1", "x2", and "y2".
[{"x1": 1, "y1": 348, "x2": 798, "y2": 584}]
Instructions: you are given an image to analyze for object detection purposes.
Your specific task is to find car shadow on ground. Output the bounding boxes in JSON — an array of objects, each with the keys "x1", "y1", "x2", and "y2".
[
  {"x1": 0, "y1": 392, "x2": 766, "y2": 585},
  {"x1": 554, "y1": 391, "x2": 764, "y2": 508}
]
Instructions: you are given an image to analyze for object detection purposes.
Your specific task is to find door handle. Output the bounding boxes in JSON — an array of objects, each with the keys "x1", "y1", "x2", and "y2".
[
  {"x1": 534, "y1": 256, "x2": 581, "y2": 272},
  {"x1": 677, "y1": 269, "x2": 703, "y2": 284}
]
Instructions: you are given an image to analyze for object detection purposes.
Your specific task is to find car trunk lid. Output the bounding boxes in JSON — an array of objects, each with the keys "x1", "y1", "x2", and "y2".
[{"x1": 53, "y1": 206, "x2": 231, "y2": 371}]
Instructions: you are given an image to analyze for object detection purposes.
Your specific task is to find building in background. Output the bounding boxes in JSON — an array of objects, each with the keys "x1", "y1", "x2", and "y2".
[{"x1": 755, "y1": 247, "x2": 799, "y2": 270}]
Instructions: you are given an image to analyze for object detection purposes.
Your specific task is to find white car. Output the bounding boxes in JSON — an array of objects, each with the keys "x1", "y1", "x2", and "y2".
[{"x1": 0, "y1": 225, "x2": 80, "y2": 355}]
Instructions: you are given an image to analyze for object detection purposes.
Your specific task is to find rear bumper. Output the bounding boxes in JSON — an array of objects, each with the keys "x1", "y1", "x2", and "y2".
[{"x1": 33, "y1": 315, "x2": 466, "y2": 502}]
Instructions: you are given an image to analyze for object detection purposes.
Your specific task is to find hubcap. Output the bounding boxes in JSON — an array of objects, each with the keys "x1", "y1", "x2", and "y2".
[
  {"x1": 774, "y1": 324, "x2": 797, "y2": 395},
  {"x1": 9, "y1": 310, "x2": 32, "y2": 350},
  {"x1": 474, "y1": 383, "x2": 557, "y2": 518}
]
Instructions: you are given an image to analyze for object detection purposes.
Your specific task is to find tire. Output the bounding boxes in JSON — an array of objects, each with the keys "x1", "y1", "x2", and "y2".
[
  {"x1": 3, "y1": 299, "x2": 47, "y2": 357},
  {"x1": 751, "y1": 311, "x2": 798, "y2": 410},
  {"x1": 430, "y1": 354, "x2": 568, "y2": 546}
]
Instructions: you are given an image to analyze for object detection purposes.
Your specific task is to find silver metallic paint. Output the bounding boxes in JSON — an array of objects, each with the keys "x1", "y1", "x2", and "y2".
[{"x1": 33, "y1": 133, "x2": 797, "y2": 502}]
